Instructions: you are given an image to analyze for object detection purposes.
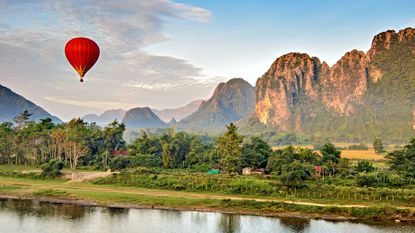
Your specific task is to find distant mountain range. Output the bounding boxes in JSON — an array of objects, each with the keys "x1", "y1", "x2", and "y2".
[
  {"x1": 81, "y1": 100, "x2": 203, "y2": 127},
  {"x1": 83, "y1": 109, "x2": 127, "y2": 126},
  {"x1": 152, "y1": 100, "x2": 203, "y2": 123},
  {"x1": 0, "y1": 84, "x2": 62, "y2": 124}
]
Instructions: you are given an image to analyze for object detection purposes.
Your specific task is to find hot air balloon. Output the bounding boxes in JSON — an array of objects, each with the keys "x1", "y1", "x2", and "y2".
[{"x1": 64, "y1": 37, "x2": 100, "y2": 82}]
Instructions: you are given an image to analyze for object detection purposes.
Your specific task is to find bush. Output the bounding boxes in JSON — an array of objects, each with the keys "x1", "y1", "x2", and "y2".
[
  {"x1": 388, "y1": 174, "x2": 407, "y2": 187},
  {"x1": 347, "y1": 143, "x2": 369, "y2": 150},
  {"x1": 32, "y1": 189, "x2": 69, "y2": 197},
  {"x1": 109, "y1": 157, "x2": 132, "y2": 170},
  {"x1": 109, "y1": 155, "x2": 161, "y2": 171},
  {"x1": 41, "y1": 159, "x2": 64, "y2": 178},
  {"x1": 354, "y1": 160, "x2": 375, "y2": 173},
  {"x1": 356, "y1": 173, "x2": 379, "y2": 187}
]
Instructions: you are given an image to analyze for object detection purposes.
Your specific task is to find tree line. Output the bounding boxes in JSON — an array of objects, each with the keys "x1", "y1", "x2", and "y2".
[
  {"x1": 0, "y1": 111, "x2": 125, "y2": 169},
  {"x1": 0, "y1": 112, "x2": 414, "y2": 189}
]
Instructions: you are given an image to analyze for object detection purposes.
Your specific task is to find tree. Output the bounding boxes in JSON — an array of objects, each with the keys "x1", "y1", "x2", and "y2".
[
  {"x1": 0, "y1": 122, "x2": 14, "y2": 164},
  {"x1": 185, "y1": 136, "x2": 205, "y2": 167},
  {"x1": 386, "y1": 139, "x2": 415, "y2": 178},
  {"x1": 13, "y1": 110, "x2": 32, "y2": 128},
  {"x1": 217, "y1": 123, "x2": 243, "y2": 173},
  {"x1": 242, "y1": 137, "x2": 272, "y2": 169},
  {"x1": 320, "y1": 143, "x2": 341, "y2": 164},
  {"x1": 320, "y1": 143, "x2": 341, "y2": 176},
  {"x1": 64, "y1": 118, "x2": 89, "y2": 168},
  {"x1": 336, "y1": 158, "x2": 352, "y2": 177},
  {"x1": 103, "y1": 120, "x2": 126, "y2": 152},
  {"x1": 130, "y1": 130, "x2": 162, "y2": 156},
  {"x1": 356, "y1": 173, "x2": 378, "y2": 187},
  {"x1": 280, "y1": 161, "x2": 311, "y2": 188},
  {"x1": 354, "y1": 160, "x2": 375, "y2": 173},
  {"x1": 170, "y1": 132, "x2": 191, "y2": 167},
  {"x1": 41, "y1": 159, "x2": 64, "y2": 178},
  {"x1": 162, "y1": 143, "x2": 174, "y2": 168},
  {"x1": 373, "y1": 138, "x2": 384, "y2": 154}
]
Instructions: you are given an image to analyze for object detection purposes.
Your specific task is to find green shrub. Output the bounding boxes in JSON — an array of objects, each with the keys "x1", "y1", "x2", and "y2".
[
  {"x1": 357, "y1": 173, "x2": 379, "y2": 187},
  {"x1": 354, "y1": 160, "x2": 375, "y2": 173},
  {"x1": 109, "y1": 155, "x2": 161, "y2": 171},
  {"x1": 41, "y1": 159, "x2": 64, "y2": 178},
  {"x1": 347, "y1": 143, "x2": 369, "y2": 150},
  {"x1": 32, "y1": 189, "x2": 70, "y2": 197}
]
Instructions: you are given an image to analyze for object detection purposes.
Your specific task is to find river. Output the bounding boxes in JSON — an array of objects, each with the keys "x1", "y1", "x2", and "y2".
[{"x1": 0, "y1": 199, "x2": 414, "y2": 233}]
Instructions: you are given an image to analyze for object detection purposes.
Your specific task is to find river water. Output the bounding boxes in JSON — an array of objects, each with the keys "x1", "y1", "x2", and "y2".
[{"x1": 0, "y1": 199, "x2": 414, "y2": 233}]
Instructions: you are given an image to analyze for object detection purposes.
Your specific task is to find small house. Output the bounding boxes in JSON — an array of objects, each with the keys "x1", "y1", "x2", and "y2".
[{"x1": 112, "y1": 149, "x2": 129, "y2": 156}]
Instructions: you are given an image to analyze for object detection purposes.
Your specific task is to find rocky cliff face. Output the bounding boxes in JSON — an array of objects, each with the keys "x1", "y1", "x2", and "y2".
[
  {"x1": 179, "y1": 78, "x2": 255, "y2": 130},
  {"x1": 322, "y1": 49, "x2": 367, "y2": 115},
  {"x1": 122, "y1": 107, "x2": 166, "y2": 129},
  {"x1": 0, "y1": 84, "x2": 62, "y2": 124},
  {"x1": 254, "y1": 28, "x2": 415, "y2": 141},
  {"x1": 256, "y1": 53, "x2": 324, "y2": 131}
]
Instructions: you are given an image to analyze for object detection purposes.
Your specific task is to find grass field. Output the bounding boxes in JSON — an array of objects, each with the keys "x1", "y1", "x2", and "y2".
[{"x1": 340, "y1": 149, "x2": 386, "y2": 161}]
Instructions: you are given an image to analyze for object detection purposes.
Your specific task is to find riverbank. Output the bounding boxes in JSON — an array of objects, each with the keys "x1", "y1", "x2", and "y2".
[
  {"x1": 0, "y1": 176, "x2": 414, "y2": 222},
  {"x1": 0, "y1": 194, "x2": 355, "y2": 221}
]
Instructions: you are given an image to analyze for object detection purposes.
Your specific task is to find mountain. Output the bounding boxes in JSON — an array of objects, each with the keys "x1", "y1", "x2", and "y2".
[
  {"x1": 152, "y1": 100, "x2": 203, "y2": 122},
  {"x1": 254, "y1": 27, "x2": 415, "y2": 142},
  {"x1": 83, "y1": 109, "x2": 126, "y2": 126},
  {"x1": 0, "y1": 84, "x2": 62, "y2": 124},
  {"x1": 122, "y1": 107, "x2": 167, "y2": 129},
  {"x1": 179, "y1": 78, "x2": 255, "y2": 130}
]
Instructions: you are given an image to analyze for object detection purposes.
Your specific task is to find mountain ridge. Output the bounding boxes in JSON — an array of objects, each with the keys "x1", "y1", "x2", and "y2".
[
  {"x1": 178, "y1": 78, "x2": 255, "y2": 131},
  {"x1": 122, "y1": 107, "x2": 167, "y2": 129},
  {"x1": 0, "y1": 84, "x2": 62, "y2": 124}
]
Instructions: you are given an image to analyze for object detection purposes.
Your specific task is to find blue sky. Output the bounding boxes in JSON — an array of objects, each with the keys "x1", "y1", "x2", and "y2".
[
  {"x1": 0, "y1": 0, "x2": 414, "y2": 120},
  {"x1": 147, "y1": 0, "x2": 415, "y2": 83}
]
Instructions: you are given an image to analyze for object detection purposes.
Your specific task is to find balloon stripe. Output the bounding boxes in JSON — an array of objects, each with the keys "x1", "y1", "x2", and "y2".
[{"x1": 85, "y1": 39, "x2": 91, "y2": 74}]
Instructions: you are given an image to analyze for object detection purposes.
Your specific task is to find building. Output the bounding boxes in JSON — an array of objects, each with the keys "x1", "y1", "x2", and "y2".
[{"x1": 112, "y1": 150, "x2": 129, "y2": 156}]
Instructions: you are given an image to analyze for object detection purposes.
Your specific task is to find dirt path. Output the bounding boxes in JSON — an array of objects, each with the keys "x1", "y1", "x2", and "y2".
[{"x1": 63, "y1": 171, "x2": 112, "y2": 183}]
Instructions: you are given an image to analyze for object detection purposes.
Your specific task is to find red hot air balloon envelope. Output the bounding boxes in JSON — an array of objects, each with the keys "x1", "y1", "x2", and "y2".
[{"x1": 64, "y1": 37, "x2": 100, "y2": 82}]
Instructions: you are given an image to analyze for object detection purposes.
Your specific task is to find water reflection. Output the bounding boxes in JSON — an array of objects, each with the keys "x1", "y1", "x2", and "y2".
[
  {"x1": 280, "y1": 217, "x2": 310, "y2": 232},
  {"x1": 0, "y1": 199, "x2": 414, "y2": 233},
  {"x1": 219, "y1": 214, "x2": 240, "y2": 233},
  {"x1": 105, "y1": 207, "x2": 129, "y2": 217},
  {"x1": 1, "y1": 199, "x2": 90, "y2": 220}
]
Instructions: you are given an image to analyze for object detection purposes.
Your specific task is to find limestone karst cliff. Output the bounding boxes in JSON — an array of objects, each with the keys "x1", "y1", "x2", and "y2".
[{"x1": 254, "y1": 28, "x2": 415, "y2": 141}]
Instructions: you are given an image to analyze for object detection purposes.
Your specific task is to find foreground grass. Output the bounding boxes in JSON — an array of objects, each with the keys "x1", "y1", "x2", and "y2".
[{"x1": 0, "y1": 176, "x2": 414, "y2": 221}]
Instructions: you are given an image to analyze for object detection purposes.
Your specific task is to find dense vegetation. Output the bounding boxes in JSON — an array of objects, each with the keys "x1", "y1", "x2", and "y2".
[
  {"x1": 0, "y1": 112, "x2": 414, "y2": 203},
  {"x1": 0, "y1": 111, "x2": 126, "y2": 169}
]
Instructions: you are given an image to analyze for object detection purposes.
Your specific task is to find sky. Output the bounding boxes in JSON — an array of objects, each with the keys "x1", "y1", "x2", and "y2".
[{"x1": 1, "y1": 0, "x2": 414, "y2": 121}]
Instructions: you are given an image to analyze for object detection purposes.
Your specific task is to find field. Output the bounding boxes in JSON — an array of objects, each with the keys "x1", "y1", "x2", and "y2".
[
  {"x1": 272, "y1": 145, "x2": 386, "y2": 161},
  {"x1": 340, "y1": 149, "x2": 386, "y2": 161}
]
